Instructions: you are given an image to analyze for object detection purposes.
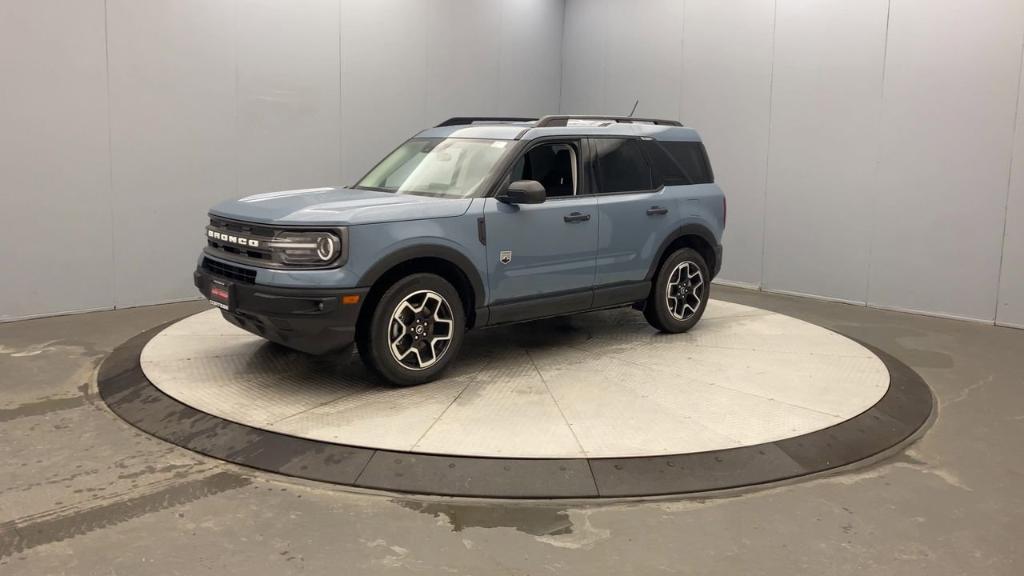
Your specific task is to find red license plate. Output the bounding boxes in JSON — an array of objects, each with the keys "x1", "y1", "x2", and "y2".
[{"x1": 209, "y1": 281, "x2": 231, "y2": 310}]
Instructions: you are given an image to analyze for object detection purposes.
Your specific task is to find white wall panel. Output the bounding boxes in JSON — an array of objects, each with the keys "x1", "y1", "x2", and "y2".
[
  {"x1": 107, "y1": 0, "x2": 238, "y2": 308},
  {"x1": 867, "y1": 0, "x2": 1024, "y2": 321},
  {"x1": 339, "y1": 0, "x2": 431, "y2": 184},
  {"x1": 998, "y1": 52, "x2": 1024, "y2": 328},
  {"x1": 762, "y1": 0, "x2": 889, "y2": 303},
  {"x1": 7, "y1": 0, "x2": 1022, "y2": 327},
  {"x1": 680, "y1": 0, "x2": 775, "y2": 287},
  {"x1": 0, "y1": 0, "x2": 114, "y2": 320},
  {"x1": 236, "y1": 0, "x2": 341, "y2": 194},
  {"x1": 1, "y1": 0, "x2": 113, "y2": 317},
  {"x1": 561, "y1": 0, "x2": 608, "y2": 114},
  {"x1": 603, "y1": 0, "x2": 683, "y2": 119},
  {"x1": 425, "y1": 0, "x2": 502, "y2": 121},
  {"x1": 498, "y1": 0, "x2": 564, "y2": 117},
  {"x1": 2, "y1": 0, "x2": 565, "y2": 321},
  {"x1": 560, "y1": 0, "x2": 683, "y2": 119},
  {"x1": 340, "y1": 0, "x2": 563, "y2": 184}
]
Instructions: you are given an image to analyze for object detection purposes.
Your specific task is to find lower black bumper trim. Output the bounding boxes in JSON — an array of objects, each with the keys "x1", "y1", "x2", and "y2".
[{"x1": 194, "y1": 267, "x2": 368, "y2": 355}]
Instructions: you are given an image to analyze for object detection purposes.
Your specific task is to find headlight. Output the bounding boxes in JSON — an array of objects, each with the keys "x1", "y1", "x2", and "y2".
[{"x1": 267, "y1": 231, "x2": 342, "y2": 266}]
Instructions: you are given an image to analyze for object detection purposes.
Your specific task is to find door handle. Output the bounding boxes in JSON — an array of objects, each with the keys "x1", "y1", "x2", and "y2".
[
  {"x1": 647, "y1": 206, "x2": 669, "y2": 216},
  {"x1": 564, "y1": 212, "x2": 591, "y2": 223}
]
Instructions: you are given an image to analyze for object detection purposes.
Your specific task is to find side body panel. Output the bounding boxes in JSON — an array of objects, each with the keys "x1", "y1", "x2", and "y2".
[
  {"x1": 595, "y1": 189, "x2": 675, "y2": 286},
  {"x1": 482, "y1": 196, "x2": 599, "y2": 305}
]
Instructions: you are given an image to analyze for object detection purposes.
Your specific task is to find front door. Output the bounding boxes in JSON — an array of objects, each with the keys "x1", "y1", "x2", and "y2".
[{"x1": 483, "y1": 140, "x2": 597, "y2": 320}]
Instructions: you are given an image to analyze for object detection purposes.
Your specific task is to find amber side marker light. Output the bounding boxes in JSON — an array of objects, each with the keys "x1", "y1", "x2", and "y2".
[{"x1": 341, "y1": 294, "x2": 361, "y2": 305}]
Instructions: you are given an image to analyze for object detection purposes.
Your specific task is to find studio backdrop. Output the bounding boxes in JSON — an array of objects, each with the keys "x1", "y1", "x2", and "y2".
[{"x1": 2, "y1": 0, "x2": 1022, "y2": 329}]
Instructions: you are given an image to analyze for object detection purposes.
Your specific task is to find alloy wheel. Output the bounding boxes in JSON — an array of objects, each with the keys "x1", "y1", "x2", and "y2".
[
  {"x1": 388, "y1": 290, "x2": 455, "y2": 370},
  {"x1": 666, "y1": 261, "x2": 704, "y2": 321}
]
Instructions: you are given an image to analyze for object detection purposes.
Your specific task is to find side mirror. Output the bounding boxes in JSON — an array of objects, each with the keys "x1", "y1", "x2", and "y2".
[{"x1": 498, "y1": 180, "x2": 546, "y2": 205}]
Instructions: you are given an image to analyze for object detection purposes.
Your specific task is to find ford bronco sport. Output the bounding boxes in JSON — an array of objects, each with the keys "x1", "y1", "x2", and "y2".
[{"x1": 195, "y1": 115, "x2": 725, "y2": 386}]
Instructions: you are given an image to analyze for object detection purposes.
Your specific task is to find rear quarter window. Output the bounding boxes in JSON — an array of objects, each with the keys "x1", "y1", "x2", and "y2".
[
  {"x1": 592, "y1": 138, "x2": 653, "y2": 193},
  {"x1": 643, "y1": 140, "x2": 714, "y2": 186}
]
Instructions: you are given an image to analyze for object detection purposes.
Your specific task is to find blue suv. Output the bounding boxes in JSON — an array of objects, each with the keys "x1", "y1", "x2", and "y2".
[{"x1": 195, "y1": 115, "x2": 725, "y2": 386}]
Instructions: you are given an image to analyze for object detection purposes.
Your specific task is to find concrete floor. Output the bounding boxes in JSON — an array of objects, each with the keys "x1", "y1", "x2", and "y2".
[{"x1": 0, "y1": 285, "x2": 1021, "y2": 575}]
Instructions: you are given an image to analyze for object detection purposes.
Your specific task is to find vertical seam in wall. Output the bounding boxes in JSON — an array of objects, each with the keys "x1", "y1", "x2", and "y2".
[
  {"x1": 864, "y1": 0, "x2": 894, "y2": 309},
  {"x1": 993, "y1": 24, "x2": 1024, "y2": 322},
  {"x1": 558, "y1": 0, "x2": 566, "y2": 113},
  {"x1": 758, "y1": 0, "x2": 778, "y2": 289},
  {"x1": 497, "y1": 0, "x2": 504, "y2": 115},
  {"x1": 424, "y1": 1, "x2": 432, "y2": 122},
  {"x1": 102, "y1": 0, "x2": 117, "y2": 310},
  {"x1": 338, "y1": 0, "x2": 344, "y2": 183},
  {"x1": 678, "y1": 0, "x2": 686, "y2": 122},
  {"x1": 232, "y1": 0, "x2": 240, "y2": 198},
  {"x1": 601, "y1": 0, "x2": 609, "y2": 112}
]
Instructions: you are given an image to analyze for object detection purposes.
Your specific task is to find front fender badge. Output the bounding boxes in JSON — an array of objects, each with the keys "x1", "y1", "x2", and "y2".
[{"x1": 499, "y1": 250, "x2": 512, "y2": 265}]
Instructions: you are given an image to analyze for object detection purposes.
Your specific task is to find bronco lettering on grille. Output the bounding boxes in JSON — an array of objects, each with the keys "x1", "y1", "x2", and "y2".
[{"x1": 208, "y1": 229, "x2": 260, "y2": 248}]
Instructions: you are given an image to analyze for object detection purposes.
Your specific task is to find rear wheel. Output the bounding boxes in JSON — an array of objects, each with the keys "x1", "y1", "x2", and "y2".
[
  {"x1": 643, "y1": 248, "x2": 710, "y2": 333},
  {"x1": 357, "y1": 273, "x2": 465, "y2": 387}
]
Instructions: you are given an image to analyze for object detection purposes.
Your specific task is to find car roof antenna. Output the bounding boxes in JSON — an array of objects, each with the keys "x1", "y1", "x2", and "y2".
[{"x1": 628, "y1": 99, "x2": 639, "y2": 118}]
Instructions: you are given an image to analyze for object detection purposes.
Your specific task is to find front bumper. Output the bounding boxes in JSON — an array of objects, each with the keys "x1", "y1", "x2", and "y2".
[{"x1": 194, "y1": 266, "x2": 368, "y2": 355}]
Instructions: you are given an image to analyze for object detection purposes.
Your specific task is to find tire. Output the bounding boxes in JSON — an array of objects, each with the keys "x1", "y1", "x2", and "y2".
[
  {"x1": 643, "y1": 247, "x2": 710, "y2": 333},
  {"x1": 357, "y1": 273, "x2": 465, "y2": 387}
]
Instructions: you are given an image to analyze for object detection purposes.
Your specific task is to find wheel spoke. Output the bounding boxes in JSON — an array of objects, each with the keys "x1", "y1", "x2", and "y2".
[
  {"x1": 388, "y1": 289, "x2": 455, "y2": 371},
  {"x1": 417, "y1": 340, "x2": 436, "y2": 366}
]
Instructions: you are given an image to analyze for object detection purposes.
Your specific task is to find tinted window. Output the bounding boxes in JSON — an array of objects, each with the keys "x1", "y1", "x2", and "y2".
[
  {"x1": 654, "y1": 141, "x2": 713, "y2": 185},
  {"x1": 593, "y1": 139, "x2": 653, "y2": 193},
  {"x1": 642, "y1": 140, "x2": 690, "y2": 185}
]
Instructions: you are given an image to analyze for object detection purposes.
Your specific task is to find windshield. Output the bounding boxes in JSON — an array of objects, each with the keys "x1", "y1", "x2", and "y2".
[{"x1": 356, "y1": 138, "x2": 513, "y2": 198}]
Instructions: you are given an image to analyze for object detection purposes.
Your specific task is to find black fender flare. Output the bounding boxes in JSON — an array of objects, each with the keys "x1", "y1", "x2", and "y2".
[
  {"x1": 646, "y1": 223, "x2": 722, "y2": 281},
  {"x1": 357, "y1": 244, "x2": 487, "y2": 316}
]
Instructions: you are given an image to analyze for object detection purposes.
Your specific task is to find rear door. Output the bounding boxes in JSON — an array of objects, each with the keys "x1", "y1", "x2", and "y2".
[{"x1": 591, "y1": 137, "x2": 673, "y2": 288}]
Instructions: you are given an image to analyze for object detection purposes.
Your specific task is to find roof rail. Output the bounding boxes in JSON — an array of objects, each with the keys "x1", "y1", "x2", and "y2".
[
  {"x1": 533, "y1": 115, "x2": 683, "y2": 128},
  {"x1": 436, "y1": 116, "x2": 538, "y2": 127}
]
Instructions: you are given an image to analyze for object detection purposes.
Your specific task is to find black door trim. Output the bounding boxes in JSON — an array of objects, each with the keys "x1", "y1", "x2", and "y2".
[
  {"x1": 486, "y1": 281, "x2": 651, "y2": 326},
  {"x1": 487, "y1": 290, "x2": 593, "y2": 325},
  {"x1": 591, "y1": 281, "x2": 651, "y2": 309}
]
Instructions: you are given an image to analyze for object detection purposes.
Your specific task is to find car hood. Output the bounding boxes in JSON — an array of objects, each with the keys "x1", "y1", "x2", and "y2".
[{"x1": 209, "y1": 187, "x2": 473, "y2": 226}]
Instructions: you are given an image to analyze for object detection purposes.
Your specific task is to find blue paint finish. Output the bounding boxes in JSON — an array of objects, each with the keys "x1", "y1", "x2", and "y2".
[
  {"x1": 209, "y1": 187, "x2": 473, "y2": 226},
  {"x1": 197, "y1": 118, "x2": 724, "y2": 314},
  {"x1": 483, "y1": 196, "x2": 598, "y2": 303},
  {"x1": 594, "y1": 190, "x2": 674, "y2": 286}
]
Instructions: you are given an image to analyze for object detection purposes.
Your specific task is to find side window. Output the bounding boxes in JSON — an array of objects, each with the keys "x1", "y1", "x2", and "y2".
[
  {"x1": 509, "y1": 142, "x2": 578, "y2": 197},
  {"x1": 592, "y1": 138, "x2": 653, "y2": 193},
  {"x1": 641, "y1": 140, "x2": 690, "y2": 185},
  {"x1": 652, "y1": 141, "x2": 713, "y2": 185}
]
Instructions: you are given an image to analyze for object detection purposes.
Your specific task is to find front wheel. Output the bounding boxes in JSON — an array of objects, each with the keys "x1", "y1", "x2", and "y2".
[
  {"x1": 357, "y1": 273, "x2": 465, "y2": 387},
  {"x1": 643, "y1": 248, "x2": 710, "y2": 333}
]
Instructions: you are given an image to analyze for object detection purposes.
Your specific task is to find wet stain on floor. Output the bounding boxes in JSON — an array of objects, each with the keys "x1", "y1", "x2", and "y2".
[
  {"x1": 397, "y1": 500, "x2": 574, "y2": 537},
  {"x1": 0, "y1": 471, "x2": 250, "y2": 559},
  {"x1": 0, "y1": 396, "x2": 87, "y2": 422}
]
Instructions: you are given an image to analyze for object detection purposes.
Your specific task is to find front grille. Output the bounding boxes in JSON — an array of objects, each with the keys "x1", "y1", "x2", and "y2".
[
  {"x1": 206, "y1": 217, "x2": 275, "y2": 263},
  {"x1": 203, "y1": 257, "x2": 256, "y2": 284},
  {"x1": 209, "y1": 217, "x2": 276, "y2": 237}
]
